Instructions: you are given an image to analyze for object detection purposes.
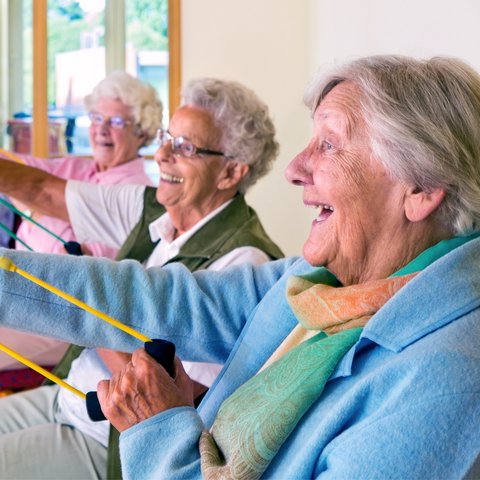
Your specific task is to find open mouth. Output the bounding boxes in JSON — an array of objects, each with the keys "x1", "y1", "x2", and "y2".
[
  {"x1": 308, "y1": 203, "x2": 334, "y2": 223},
  {"x1": 160, "y1": 171, "x2": 184, "y2": 184},
  {"x1": 96, "y1": 141, "x2": 114, "y2": 148}
]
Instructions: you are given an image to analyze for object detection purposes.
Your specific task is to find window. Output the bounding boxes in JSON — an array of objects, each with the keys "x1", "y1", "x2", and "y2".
[{"x1": 0, "y1": 0, "x2": 181, "y2": 157}]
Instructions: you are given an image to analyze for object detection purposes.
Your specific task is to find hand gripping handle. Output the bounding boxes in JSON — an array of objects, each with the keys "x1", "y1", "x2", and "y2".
[{"x1": 86, "y1": 339, "x2": 176, "y2": 422}]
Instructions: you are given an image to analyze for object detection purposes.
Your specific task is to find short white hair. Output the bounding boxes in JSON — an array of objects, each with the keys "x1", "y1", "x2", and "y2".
[
  {"x1": 84, "y1": 71, "x2": 163, "y2": 146},
  {"x1": 182, "y1": 78, "x2": 279, "y2": 193}
]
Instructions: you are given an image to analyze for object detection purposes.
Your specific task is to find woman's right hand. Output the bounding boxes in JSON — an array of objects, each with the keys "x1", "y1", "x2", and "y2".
[{"x1": 97, "y1": 348, "x2": 195, "y2": 432}]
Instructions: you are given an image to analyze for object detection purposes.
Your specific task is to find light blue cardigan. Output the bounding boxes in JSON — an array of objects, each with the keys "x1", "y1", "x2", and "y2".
[{"x1": 0, "y1": 239, "x2": 479, "y2": 478}]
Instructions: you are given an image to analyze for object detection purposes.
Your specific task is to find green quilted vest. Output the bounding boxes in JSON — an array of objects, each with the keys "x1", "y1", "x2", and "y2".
[
  {"x1": 48, "y1": 186, "x2": 284, "y2": 479},
  {"x1": 117, "y1": 187, "x2": 284, "y2": 267}
]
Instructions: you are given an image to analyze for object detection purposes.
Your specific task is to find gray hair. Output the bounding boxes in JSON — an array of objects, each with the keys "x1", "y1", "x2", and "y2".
[
  {"x1": 181, "y1": 78, "x2": 279, "y2": 193},
  {"x1": 305, "y1": 55, "x2": 480, "y2": 235},
  {"x1": 84, "y1": 71, "x2": 163, "y2": 146}
]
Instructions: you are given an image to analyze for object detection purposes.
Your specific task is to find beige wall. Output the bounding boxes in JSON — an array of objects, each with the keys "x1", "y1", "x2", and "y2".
[
  {"x1": 181, "y1": 0, "x2": 313, "y2": 257},
  {"x1": 311, "y1": 0, "x2": 480, "y2": 71},
  {"x1": 181, "y1": 0, "x2": 480, "y2": 257}
]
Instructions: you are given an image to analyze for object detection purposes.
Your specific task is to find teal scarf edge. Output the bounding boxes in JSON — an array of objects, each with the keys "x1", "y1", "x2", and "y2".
[
  {"x1": 392, "y1": 231, "x2": 480, "y2": 277},
  {"x1": 301, "y1": 232, "x2": 480, "y2": 284}
]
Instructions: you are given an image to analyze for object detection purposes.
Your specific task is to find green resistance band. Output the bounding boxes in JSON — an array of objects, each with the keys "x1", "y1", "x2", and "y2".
[
  {"x1": 0, "y1": 197, "x2": 67, "y2": 245},
  {"x1": 0, "y1": 221, "x2": 33, "y2": 251}
]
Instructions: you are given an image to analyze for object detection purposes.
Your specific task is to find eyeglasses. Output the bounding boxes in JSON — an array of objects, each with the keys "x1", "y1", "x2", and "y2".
[
  {"x1": 88, "y1": 112, "x2": 134, "y2": 130},
  {"x1": 155, "y1": 129, "x2": 229, "y2": 158}
]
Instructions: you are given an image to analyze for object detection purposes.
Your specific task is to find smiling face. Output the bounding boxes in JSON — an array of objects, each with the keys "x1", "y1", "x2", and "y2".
[
  {"x1": 154, "y1": 105, "x2": 241, "y2": 234},
  {"x1": 285, "y1": 82, "x2": 425, "y2": 285},
  {"x1": 89, "y1": 97, "x2": 145, "y2": 171}
]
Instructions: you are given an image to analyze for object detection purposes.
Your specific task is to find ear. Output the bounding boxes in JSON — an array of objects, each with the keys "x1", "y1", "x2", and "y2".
[
  {"x1": 218, "y1": 162, "x2": 250, "y2": 190},
  {"x1": 404, "y1": 186, "x2": 446, "y2": 222}
]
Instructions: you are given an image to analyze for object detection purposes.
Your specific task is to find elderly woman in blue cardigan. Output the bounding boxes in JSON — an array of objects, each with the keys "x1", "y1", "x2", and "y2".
[{"x1": 0, "y1": 55, "x2": 479, "y2": 479}]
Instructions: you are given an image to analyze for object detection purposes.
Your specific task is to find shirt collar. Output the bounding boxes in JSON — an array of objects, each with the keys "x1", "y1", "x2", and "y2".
[
  {"x1": 92, "y1": 157, "x2": 144, "y2": 175},
  {"x1": 328, "y1": 234, "x2": 480, "y2": 379},
  {"x1": 148, "y1": 199, "x2": 234, "y2": 247},
  {"x1": 363, "y1": 235, "x2": 480, "y2": 351},
  {"x1": 362, "y1": 233, "x2": 480, "y2": 352}
]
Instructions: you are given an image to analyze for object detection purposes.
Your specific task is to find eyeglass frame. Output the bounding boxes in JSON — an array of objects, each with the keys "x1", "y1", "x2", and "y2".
[
  {"x1": 155, "y1": 128, "x2": 232, "y2": 159},
  {"x1": 88, "y1": 111, "x2": 135, "y2": 130}
]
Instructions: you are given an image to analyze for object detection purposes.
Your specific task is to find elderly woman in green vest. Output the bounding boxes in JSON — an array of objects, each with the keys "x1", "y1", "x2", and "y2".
[{"x1": 0, "y1": 78, "x2": 283, "y2": 479}]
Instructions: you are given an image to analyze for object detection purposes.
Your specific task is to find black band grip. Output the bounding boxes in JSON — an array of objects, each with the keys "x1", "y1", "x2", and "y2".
[
  {"x1": 86, "y1": 339, "x2": 176, "y2": 422},
  {"x1": 64, "y1": 241, "x2": 83, "y2": 256}
]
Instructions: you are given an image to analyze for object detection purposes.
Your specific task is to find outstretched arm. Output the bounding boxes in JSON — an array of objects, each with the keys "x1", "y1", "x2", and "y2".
[{"x1": 0, "y1": 159, "x2": 69, "y2": 220}]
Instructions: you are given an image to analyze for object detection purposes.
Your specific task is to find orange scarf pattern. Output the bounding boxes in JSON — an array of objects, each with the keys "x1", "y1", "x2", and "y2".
[{"x1": 200, "y1": 272, "x2": 417, "y2": 479}]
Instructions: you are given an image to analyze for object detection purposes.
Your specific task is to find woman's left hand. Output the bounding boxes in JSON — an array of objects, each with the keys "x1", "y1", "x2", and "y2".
[{"x1": 97, "y1": 348, "x2": 195, "y2": 432}]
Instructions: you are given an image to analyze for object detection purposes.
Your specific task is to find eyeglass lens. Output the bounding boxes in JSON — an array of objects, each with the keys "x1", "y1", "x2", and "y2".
[
  {"x1": 156, "y1": 129, "x2": 227, "y2": 158},
  {"x1": 156, "y1": 130, "x2": 194, "y2": 157},
  {"x1": 89, "y1": 113, "x2": 129, "y2": 129}
]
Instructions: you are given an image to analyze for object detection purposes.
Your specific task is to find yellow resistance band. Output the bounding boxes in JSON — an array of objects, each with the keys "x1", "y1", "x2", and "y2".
[
  {"x1": 0, "y1": 342, "x2": 85, "y2": 399},
  {"x1": 0, "y1": 257, "x2": 151, "y2": 343},
  {"x1": 0, "y1": 256, "x2": 153, "y2": 397}
]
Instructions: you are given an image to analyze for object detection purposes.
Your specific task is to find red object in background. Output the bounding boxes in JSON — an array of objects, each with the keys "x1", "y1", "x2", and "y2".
[
  {"x1": 7, "y1": 119, "x2": 65, "y2": 156},
  {"x1": 0, "y1": 366, "x2": 54, "y2": 391}
]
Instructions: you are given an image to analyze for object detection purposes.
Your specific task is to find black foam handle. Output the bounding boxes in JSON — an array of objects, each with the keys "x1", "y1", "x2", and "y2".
[
  {"x1": 64, "y1": 241, "x2": 83, "y2": 256},
  {"x1": 86, "y1": 339, "x2": 176, "y2": 422},
  {"x1": 144, "y1": 338, "x2": 176, "y2": 377},
  {"x1": 86, "y1": 390, "x2": 106, "y2": 421}
]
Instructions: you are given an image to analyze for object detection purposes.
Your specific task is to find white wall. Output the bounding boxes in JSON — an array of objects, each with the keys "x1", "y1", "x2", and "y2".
[
  {"x1": 181, "y1": 0, "x2": 313, "y2": 256},
  {"x1": 181, "y1": 0, "x2": 480, "y2": 256},
  {"x1": 311, "y1": 0, "x2": 480, "y2": 71}
]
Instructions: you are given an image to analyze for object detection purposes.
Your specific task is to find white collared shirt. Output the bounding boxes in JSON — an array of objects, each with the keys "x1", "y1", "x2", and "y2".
[
  {"x1": 145, "y1": 199, "x2": 232, "y2": 269},
  {"x1": 66, "y1": 182, "x2": 270, "y2": 271},
  {"x1": 62, "y1": 181, "x2": 271, "y2": 446}
]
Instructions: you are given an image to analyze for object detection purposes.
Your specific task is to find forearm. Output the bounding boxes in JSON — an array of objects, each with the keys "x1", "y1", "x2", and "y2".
[
  {"x1": 0, "y1": 248, "x2": 296, "y2": 358},
  {"x1": 0, "y1": 159, "x2": 69, "y2": 220},
  {"x1": 97, "y1": 348, "x2": 131, "y2": 373},
  {"x1": 120, "y1": 408, "x2": 204, "y2": 479}
]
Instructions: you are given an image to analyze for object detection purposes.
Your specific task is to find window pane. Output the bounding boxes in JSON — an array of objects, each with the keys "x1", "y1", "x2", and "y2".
[
  {"x1": 6, "y1": 0, "x2": 170, "y2": 158},
  {"x1": 49, "y1": 0, "x2": 106, "y2": 155},
  {"x1": 8, "y1": 1, "x2": 106, "y2": 157},
  {"x1": 126, "y1": 0, "x2": 169, "y2": 155},
  {"x1": 5, "y1": 2, "x2": 33, "y2": 155}
]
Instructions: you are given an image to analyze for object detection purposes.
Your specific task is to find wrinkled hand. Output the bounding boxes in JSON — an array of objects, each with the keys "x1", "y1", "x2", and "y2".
[{"x1": 97, "y1": 348, "x2": 195, "y2": 432}]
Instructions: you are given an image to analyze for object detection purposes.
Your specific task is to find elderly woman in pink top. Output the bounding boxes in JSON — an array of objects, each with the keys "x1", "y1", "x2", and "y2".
[
  {"x1": 0, "y1": 71, "x2": 163, "y2": 376},
  {"x1": 4, "y1": 71, "x2": 162, "y2": 257}
]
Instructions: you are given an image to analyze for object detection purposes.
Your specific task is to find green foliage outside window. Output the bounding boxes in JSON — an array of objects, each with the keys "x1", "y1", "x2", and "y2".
[
  {"x1": 126, "y1": 0, "x2": 168, "y2": 51},
  {"x1": 23, "y1": 0, "x2": 168, "y2": 108}
]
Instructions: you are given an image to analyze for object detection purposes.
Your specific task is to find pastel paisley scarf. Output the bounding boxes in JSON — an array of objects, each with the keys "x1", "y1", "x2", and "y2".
[{"x1": 199, "y1": 234, "x2": 478, "y2": 479}]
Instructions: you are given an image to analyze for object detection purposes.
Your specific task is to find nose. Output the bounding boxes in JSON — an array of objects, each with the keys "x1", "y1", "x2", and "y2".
[
  {"x1": 285, "y1": 147, "x2": 312, "y2": 186},
  {"x1": 154, "y1": 142, "x2": 175, "y2": 165},
  {"x1": 96, "y1": 118, "x2": 111, "y2": 135}
]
